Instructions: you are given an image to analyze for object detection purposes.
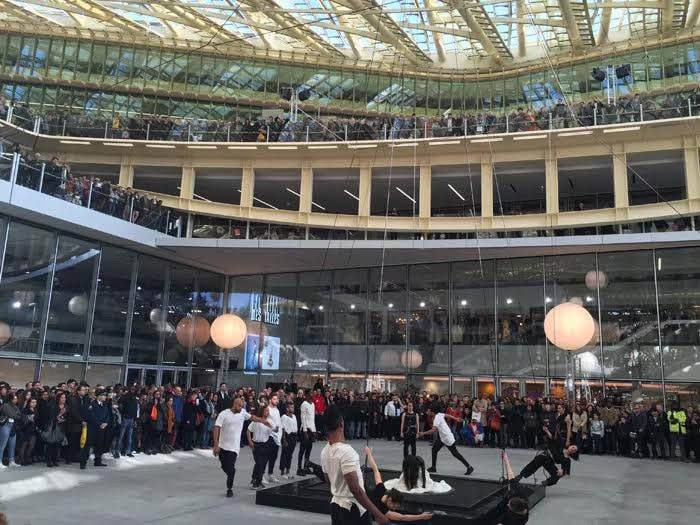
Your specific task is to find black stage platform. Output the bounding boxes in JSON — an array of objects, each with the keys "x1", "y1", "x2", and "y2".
[{"x1": 256, "y1": 469, "x2": 545, "y2": 524}]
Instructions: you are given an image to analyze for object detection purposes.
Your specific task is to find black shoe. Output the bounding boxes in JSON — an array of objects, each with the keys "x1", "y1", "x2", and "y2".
[
  {"x1": 94, "y1": 463, "x2": 107, "y2": 467},
  {"x1": 465, "y1": 466, "x2": 474, "y2": 476},
  {"x1": 126, "y1": 453, "x2": 134, "y2": 458},
  {"x1": 427, "y1": 467, "x2": 436, "y2": 473},
  {"x1": 226, "y1": 489, "x2": 233, "y2": 498},
  {"x1": 297, "y1": 468, "x2": 306, "y2": 476}
]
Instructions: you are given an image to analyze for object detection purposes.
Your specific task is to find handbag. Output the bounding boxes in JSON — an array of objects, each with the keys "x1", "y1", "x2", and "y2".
[{"x1": 41, "y1": 422, "x2": 66, "y2": 445}]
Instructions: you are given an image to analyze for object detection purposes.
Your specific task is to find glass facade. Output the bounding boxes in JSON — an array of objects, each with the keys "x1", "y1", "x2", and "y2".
[
  {"x1": 2, "y1": 34, "x2": 700, "y2": 118},
  {"x1": 0, "y1": 212, "x2": 699, "y2": 406}
]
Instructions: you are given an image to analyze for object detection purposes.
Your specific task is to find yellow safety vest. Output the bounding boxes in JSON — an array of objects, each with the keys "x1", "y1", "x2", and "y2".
[{"x1": 668, "y1": 410, "x2": 687, "y2": 434}]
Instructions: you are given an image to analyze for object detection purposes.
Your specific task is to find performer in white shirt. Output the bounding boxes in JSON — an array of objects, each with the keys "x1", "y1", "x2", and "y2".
[
  {"x1": 384, "y1": 394, "x2": 403, "y2": 441},
  {"x1": 320, "y1": 404, "x2": 389, "y2": 525},
  {"x1": 213, "y1": 397, "x2": 270, "y2": 498},
  {"x1": 280, "y1": 401, "x2": 298, "y2": 479},
  {"x1": 418, "y1": 403, "x2": 474, "y2": 476},
  {"x1": 298, "y1": 390, "x2": 316, "y2": 476},
  {"x1": 265, "y1": 394, "x2": 282, "y2": 484},
  {"x1": 247, "y1": 405, "x2": 275, "y2": 490}
]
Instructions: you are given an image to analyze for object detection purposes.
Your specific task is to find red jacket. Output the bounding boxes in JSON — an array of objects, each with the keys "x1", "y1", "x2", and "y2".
[{"x1": 313, "y1": 394, "x2": 327, "y2": 415}]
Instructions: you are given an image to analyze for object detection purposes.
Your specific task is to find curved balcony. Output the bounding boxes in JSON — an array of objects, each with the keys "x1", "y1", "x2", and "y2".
[{"x1": 3, "y1": 111, "x2": 700, "y2": 240}]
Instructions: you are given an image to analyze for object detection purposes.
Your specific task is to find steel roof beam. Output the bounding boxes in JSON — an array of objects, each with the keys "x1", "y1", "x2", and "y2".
[{"x1": 448, "y1": 0, "x2": 512, "y2": 63}]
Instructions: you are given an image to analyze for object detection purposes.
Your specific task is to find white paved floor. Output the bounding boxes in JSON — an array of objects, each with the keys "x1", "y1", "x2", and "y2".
[{"x1": 1, "y1": 440, "x2": 697, "y2": 525}]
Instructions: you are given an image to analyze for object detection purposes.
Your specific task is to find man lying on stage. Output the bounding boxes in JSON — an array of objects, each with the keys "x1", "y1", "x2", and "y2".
[
  {"x1": 509, "y1": 426, "x2": 579, "y2": 487},
  {"x1": 364, "y1": 447, "x2": 434, "y2": 523}
]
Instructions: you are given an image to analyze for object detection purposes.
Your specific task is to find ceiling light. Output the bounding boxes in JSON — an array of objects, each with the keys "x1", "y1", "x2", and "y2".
[
  {"x1": 344, "y1": 190, "x2": 360, "y2": 201},
  {"x1": 513, "y1": 134, "x2": 546, "y2": 141},
  {"x1": 187, "y1": 145, "x2": 217, "y2": 150},
  {"x1": 60, "y1": 140, "x2": 91, "y2": 145},
  {"x1": 559, "y1": 131, "x2": 592, "y2": 137},
  {"x1": 350, "y1": 304, "x2": 356, "y2": 310},
  {"x1": 146, "y1": 144, "x2": 176, "y2": 149},
  {"x1": 447, "y1": 183, "x2": 465, "y2": 201},
  {"x1": 388, "y1": 303, "x2": 394, "y2": 309},
  {"x1": 506, "y1": 298, "x2": 513, "y2": 305},
  {"x1": 419, "y1": 301, "x2": 426, "y2": 308},
  {"x1": 312, "y1": 201, "x2": 326, "y2": 211},
  {"x1": 586, "y1": 296, "x2": 594, "y2": 302},
  {"x1": 390, "y1": 142, "x2": 418, "y2": 148},
  {"x1": 471, "y1": 137, "x2": 502, "y2": 143},
  {"x1": 429, "y1": 140, "x2": 461, "y2": 146},
  {"x1": 11, "y1": 301, "x2": 21, "y2": 309},
  {"x1": 603, "y1": 126, "x2": 640, "y2": 134},
  {"x1": 657, "y1": 257, "x2": 662, "y2": 271},
  {"x1": 307, "y1": 145, "x2": 338, "y2": 149},
  {"x1": 545, "y1": 297, "x2": 552, "y2": 303},
  {"x1": 460, "y1": 299, "x2": 468, "y2": 306},
  {"x1": 103, "y1": 142, "x2": 133, "y2": 147},
  {"x1": 395, "y1": 186, "x2": 416, "y2": 203},
  {"x1": 348, "y1": 144, "x2": 377, "y2": 149},
  {"x1": 318, "y1": 305, "x2": 324, "y2": 311},
  {"x1": 269, "y1": 146, "x2": 298, "y2": 150},
  {"x1": 286, "y1": 187, "x2": 301, "y2": 197},
  {"x1": 227, "y1": 145, "x2": 257, "y2": 150}
]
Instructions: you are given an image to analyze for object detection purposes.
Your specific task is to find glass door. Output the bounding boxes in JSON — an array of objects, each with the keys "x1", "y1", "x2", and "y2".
[
  {"x1": 144, "y1": 368, "x2": 158, "y2": 387},
  {"x1": 125, "y1": 367, "x2": 143, "y2": 386}
]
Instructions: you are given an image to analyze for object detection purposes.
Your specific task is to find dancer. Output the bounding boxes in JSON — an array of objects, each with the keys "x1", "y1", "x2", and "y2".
[
  {"x1": 509, "y1": 426, "x2": 579, "y2": 487},
  {"x1": 364, "y1": 447, "x2": 433, "y2": 523},
  {"x1": 247, "y1": 405, "x2": 277, "y2": 490},
  {"x1": 266, "y1": 394, "x2": 282, "y2": 484},
  {"x1": 212, "y1": 397, "x2": 271, "y2": 498},
  {"x1": 400, "y1": 402, "x2": 419, "y2": 458},
  {"x1": 298, "y1": 389, "x2": 315, "y2": 476},
  {"x1": 320, "y1": 404, "x2": 389, "y2": 525},
  {"x1": 418, "y1": 403, "x2": 474, "y2": 476},
  {"x1": 280, "y1": 401, "x2": 298, "y2": 479}
]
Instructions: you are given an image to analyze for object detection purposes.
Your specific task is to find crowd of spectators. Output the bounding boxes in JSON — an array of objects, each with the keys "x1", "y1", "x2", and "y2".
[
  {"x1": 3, "y1": 86, "x2": 700, "y2": 144},
  {"x1": 9, "y1": 148, "x2": 183, "y2": 235},
  {"x1": 1, "y1": 376, "x2": 698, "y2": 473}
]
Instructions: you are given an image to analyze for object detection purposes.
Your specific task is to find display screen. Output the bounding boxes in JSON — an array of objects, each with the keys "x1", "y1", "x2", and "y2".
[{"x1": 244, "y1": 333, "x2": 280, "y2": 371}]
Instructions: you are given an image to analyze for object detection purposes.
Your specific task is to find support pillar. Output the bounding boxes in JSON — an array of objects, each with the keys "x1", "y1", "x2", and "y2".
[
  {"x1": 240, "y1": 162, "x2": 254, "y2": 208},
  {"x1": 612, "y1": 145, "x2": 629, "y2": 209},
  {"x1": 179, "y1": 165, "x2": 195, "y2": 200},
  {"x1": 358, "y1": 165, "x2": 371, "y2": 216},
  {"x1": 481, "y1": 153, "x2": 493, "y2": 218},
  {"x1": 299, "y1": 164, "x2": 313, "y2": 213},
  {"x1": 118, "y1": 160, "x2": 134, "y2": 188},
  {"x1": 419, "y1": 163, "x2": 431, "y2": 218},
  {"x1": 683, "y1": 136, "x2": 700, "y2": 201},
  {"x1": 545, "y1": 154, "x2": 559, "y2": 215}
]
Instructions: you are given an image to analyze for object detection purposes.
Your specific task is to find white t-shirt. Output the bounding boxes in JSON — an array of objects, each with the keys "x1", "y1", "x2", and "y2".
[
  {"x1": 281, "y1": 413, "x2": 298, "y2": 435},
  {"x1": 434, "y1": 412, "x2": 455, "y2": 447},
  {"x1": 214, "y1": 409, "x2": 250, "y2": 454},
  {"x1": 320, "y1": 442, "x2": 366, "y2": 514},
  {"x1": 268, "y1": 405, "x2": 282, "y2": 445},
  {"x1": 301, "y1": 401, "x2": 316, "y2": 432},
  {"x1": 249, "y1": 421, "x2": 273, "y2": 443}
]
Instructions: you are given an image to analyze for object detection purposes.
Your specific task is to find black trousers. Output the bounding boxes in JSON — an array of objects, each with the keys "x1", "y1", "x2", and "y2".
[
  {"x1": 330, "y1": 503, "x2": 370, "y2": 525},
  {"x1": 252, "y1": 438, "x2": 273, "y2": 485},
  {"x1": 267, "y1": 441, "x2": 279, "y2": 475},
  {"x1": 218, "y1": 449, "x2": 238, "y2": 490},
  {"x1": 519, "y1": 453, "x2": 559, "y2": 486},
  {"x1": 298, "y1": 430, "x2": 313, "y2": 469},
  {"x1": 403, "y1": 435, "x2": 416, "y2": 457},
  {"x1": 91, "y1": 428, "x2": 108, "y2": 465},
  {"x1": 67, "y1": 430, "x2": 81, "y2": 463},
  {"x1": 281, "y1": 433, "x2": 297, "y2": 472},
  {"x1": 386, "y1": 417, "x2": 401, "y2": 441},
  {"x1": 431, "y1": 440, "x2": 471, "y2": 471}
]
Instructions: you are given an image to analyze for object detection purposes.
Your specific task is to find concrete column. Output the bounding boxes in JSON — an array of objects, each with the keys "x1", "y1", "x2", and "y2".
[
  {"x1": 118, "y1": 159, "x2": 133, "y2": 188},
  {"x1": 179, "y1": 165, "x2": 195, "y2": 200},
  {"x1": 358, "y1": 165, "x2": 371, "y2": 216},
  {"x1": 299, "y1": 165, "x2": 313, "y2": 213},
  {"x1": 683, "y1": 137, "x2": 700, "y2": 200},
  {"x1": 545, "y1": 155, "x2": 559, "y2": 214},
  {"x1": 612, "y1": 145, "x2": 629, "y2": 209},
  {"x1": 419, "y1": 163, "x2": 431, "y2": 218},
  {"x1": 481, "y1": 153, "x2": 493, "y2": 217},
  {"x1": 240, "y1": 162, "x2": 254, "y2": 208}
]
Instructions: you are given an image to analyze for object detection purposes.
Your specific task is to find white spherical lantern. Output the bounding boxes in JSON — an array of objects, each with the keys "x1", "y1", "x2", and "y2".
[
  {"x1": 544, "y1": 302, "x2": 596, "y2": 352},
  {"x1": 210, "y1": 314, "x2": 247, "y2": 349},
  {"x1": 585, "y1": 270, "x2": 608, "y2": 290},
  {"x1": 378, "y1": 350, "x2": 400, "y2": 368},
  {"x1": 0, "y1": 321, "x2": 11, "y2": 346},
  {"x1": 175, "y1": 315, "x2": 211, "y2": 348},
  {"x1": 401, "y1": 349, "x2": 423, "y2": 369},
  {"x1": 68, "y1": 294, "x2": 89, "y2": 316},
  {"x1": 149, "y1": 308, "x2": 166, "y2": 324}
]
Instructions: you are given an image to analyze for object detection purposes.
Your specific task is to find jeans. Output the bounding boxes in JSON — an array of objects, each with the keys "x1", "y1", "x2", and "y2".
[
  {"x1": 201, "y1": 420, "x2": 213, "y2": 448},
  {"x1": 354, "y1": 420, "x2": 367, "y2": 440},
  {"x1": 345, "y1": 420, "x2": 355, "y2": 440},
  {"x1": 592, "y1": 435, "x2": 603, "y2": 454},
  {"x1": 669, "y1": 433, "x2": 686, "y2": 459},
  {"x1": 119, "y1": 418, "x2": 134, "y2": 454},
  {"x1": 0, "y1": 424, "x2": 17, "y2": 462}
]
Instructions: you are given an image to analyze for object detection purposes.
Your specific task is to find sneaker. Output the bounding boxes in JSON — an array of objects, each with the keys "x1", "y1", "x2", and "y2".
[
  {"x1": 9, "y1": 461, "x2": 21, "y2": 468},
  {"x1": 126, "y1": 453, "x2": 134, "y2": 458},
  {"x1": 260, "y1": 477, "x2": 269, "y2": 487},
  {"x1": 0, "y1": 464, "x2": 7, "y2": 471},
  {"x1": 465, "y1": 466, "x2": 474, "y2": 476},
  {"x1": 297, "y1": 468, "x2": 306, "y2": 477},
  {"x1": 250, "y1": 482, "x2": 260, "y2": 490},
  {"x1": 268, "y1": 475, "x2": 279, "y2": 483},
  {"x1": 226, "y1": 489, "x2": 233, "y2": 498}
]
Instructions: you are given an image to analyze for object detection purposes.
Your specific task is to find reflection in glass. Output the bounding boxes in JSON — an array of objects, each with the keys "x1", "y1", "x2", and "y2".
[
  {"x1": 598, "y1": 251, "x2": 661, "y2": 379},
  {"x1": 295, "y1": 271, "x2": 331, "y2": 370},
  {"x1": 0, "y1": 222, "x2": 53, "y2": 356},
  {"x1": 451, "y1": 260, "x2": 496, "y2": 375},
  {"x1": 545, "y1": 254, "x2": 602, "y2": 377},
  {"x1": 227, "y1": 275, "x2": 263, "y2": 372},
  {"x1": 44, "y1": 236, "x2": 100, "y2": 357},
  {"x1": 163, "y1": 264, "x2": 195, "y2": 367},
  {"x1": 40, "y1": 360, "x2": 84, "y2": 386},
  {"x1": 496, "y1": 257, "x2": 547, "y2": 375},
  {"x1": 262, "y1": 273, "x2": 297, "y2": 372},
  {"x1": 192, "y1": 270, "x2": 225, "y2": 370},
  {"x1": 129, "y1": 256, "x2": 166, "y2": 364},
  {"x1": 408, "y1": 263, "x2": 449, "y2": 374},
  {"x1": 369, "y1": 266, "x2": 407, "y2": 373},
  {"x1": 89, "y1": 247, "x2": 135, "y2": 359},
  {"x1": 655, "y1": 247, "x2": 700, "y2": 382},
  {"x1": 85, "y1": 363, "x2": 122, "y2": 385},
  {"x1": 330, "y1": 269, "x2": 368, "y2": 372},
  {"x1": 0, "y1": 358, "x2": 37, "y2": 388}
]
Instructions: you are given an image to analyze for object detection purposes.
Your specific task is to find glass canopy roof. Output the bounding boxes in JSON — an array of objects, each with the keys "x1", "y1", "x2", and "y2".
[{"x1": 1, "y1": 0, "x2": 695, "y2": 69}]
